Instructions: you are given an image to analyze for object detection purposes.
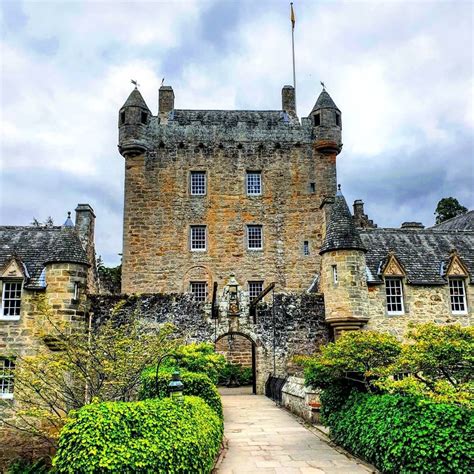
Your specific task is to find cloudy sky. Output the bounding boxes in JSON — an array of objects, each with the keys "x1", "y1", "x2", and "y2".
[{"x1": 1, "y1": 0, "x2": 472, "y2": 265}]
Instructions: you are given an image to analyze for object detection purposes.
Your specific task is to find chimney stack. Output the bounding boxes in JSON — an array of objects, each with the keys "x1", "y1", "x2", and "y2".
[
  {"x1": 75, "y1": 204, "x2": 98, "y2": 293},
  {"x1": 282, "y1": 85, "x2": 296, "y2": 116},
  {"x1": 159, "y1": 86, "x2": 175, "y2": 124}
]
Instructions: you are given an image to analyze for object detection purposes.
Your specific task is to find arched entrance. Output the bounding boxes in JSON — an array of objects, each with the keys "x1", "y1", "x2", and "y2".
[{"x1": 215, "y1": 332, "x2": 257, "y2": 394}]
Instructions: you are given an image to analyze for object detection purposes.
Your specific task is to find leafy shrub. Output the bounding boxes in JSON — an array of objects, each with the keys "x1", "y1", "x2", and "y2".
[
  {"x1": 327, "y1": 392, "x2": 473, "y2": 473},
  {"x1": 53, "y1": 396, "x2": 223, "y2": 474},
  {"x1": 162, "y1": 343, "x2": 226, "y2": 384},
  {"x1": 140, "y1": 369, "x2": 222, "y2": 418},
  {"x1": 218, "y1": 363, "x2": 253, "y2": 386},
  {"x1": 6, "y1": 458, "x2": 49, "y2": 474}
]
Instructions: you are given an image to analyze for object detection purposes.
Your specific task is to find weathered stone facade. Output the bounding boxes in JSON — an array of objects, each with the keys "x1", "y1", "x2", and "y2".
[
  {"x1": 119, "y1": 85, "x2": 342, "y2": 295},
  {"x1": 89, "y1": 292, "x2": 329, "y2": 393}
]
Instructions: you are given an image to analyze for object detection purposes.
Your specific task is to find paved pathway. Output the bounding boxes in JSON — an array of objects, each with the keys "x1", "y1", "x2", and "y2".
[{"x1": 217, "y1": 393, "x2": 374, "y2": 474}]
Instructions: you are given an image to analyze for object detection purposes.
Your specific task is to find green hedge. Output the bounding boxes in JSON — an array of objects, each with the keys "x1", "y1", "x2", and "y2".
[
  {"x1": 218, "y1": 363, "x2": 253, "y2": 386},
  {"x1": 327, "y1": 392, "x2": 473, "y2": 473},
  {"x1": 140, "y1": 369, "x2": 223, "y2": 418},
  {"x1": 53, "y1": 396, "x2": 223, "y2": 473}
]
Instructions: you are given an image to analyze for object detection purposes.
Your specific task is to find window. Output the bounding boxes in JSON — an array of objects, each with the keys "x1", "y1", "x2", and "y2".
[
  {"x1": 190, "y1": 171, "x2": 206, "y2": 195},
  {"x1": 1, "y1": 281, "x2": 22, "y2": 319},
  {"x1": 248, "y1": 281, "x2": 263, "y2": 302},
  {"x1": 303, "y1": 241, "x2": 310, "y2": 256},
  {"x1": 332, "y1": 265, "x2": 338, "y2": 284},
  {"x1": 385, "y1": 278, "x2": 404, "y2": 314},
  {"x1": 246, "y1": 172, "x2": 262, "y2": 196},
  {"x1": 247, "y1": 225, "x2": 263, "y2": 250},
  {"x1": 335, "y1": 112, "x2": 341, "y2": 127},
  {"x1": 314, "y1": 113, "x2": 320, "y2": 126},
  {"x1": 449, "y1": 279, "x2": 467, "y2": 314},
  {"x1": 120, "y1": 111, "x2": 126, "y2": 124},
  {"x1": 190, "y1": 281, "x2": 207, "y2": 302},
  {"x1": 309, "y1": 182, "x2": 316, "y2": 193},
  {"x1": 72, "y1": 282, "x2": 80, "y2": 302},
  {"x1": 190, "y1": 225, "x2": 206, "y2": 251},
  {"x1": 0, "y1": 358, "x2": 15, "y2": 399},
  {"x1": 140, "y1": 111, "x2": 148, "y2": 124}
]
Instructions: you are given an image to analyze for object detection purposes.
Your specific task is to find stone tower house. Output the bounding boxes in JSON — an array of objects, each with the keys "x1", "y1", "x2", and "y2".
[{"x1": 119, "y1": 85, "x2": 343, "y2": 297}]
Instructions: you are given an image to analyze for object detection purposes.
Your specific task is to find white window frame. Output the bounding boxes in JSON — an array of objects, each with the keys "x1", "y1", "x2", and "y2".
[
  {"x1": 248, "y1": 281, "x2": 264, "y2": 302},
  {"x1": 190, "y1": 281, "x2": 207, "y2": 302},
  {"x1": 385, "y1": 278, "x2": 405, "y2": 315},
  {"x1": 0, "y1": 358, "x2": 15, "y2": 400},
  {"x1": 247, "y1": 225, "x2": 263, "y2": 250},
  {"x1": 1, "y1": 280, "x2": 22, "y2": 321},
  {"x1": 246, "y1": 171, "x2": 262, "y2": 196},
  {"x1": 190, "y1": 171, "x2": 206, "y2": 196},
  {"x1": 449, "y1": 278, "x2": 468, "y2": 314},
  {"x1": 190, "y1": 225, "x2": 207, "y2": 251}
]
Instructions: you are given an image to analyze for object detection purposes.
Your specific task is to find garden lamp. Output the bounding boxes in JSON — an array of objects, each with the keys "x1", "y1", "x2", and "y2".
[{"x1": 168, "y1": 370, "x2": 184, "y2": 404}]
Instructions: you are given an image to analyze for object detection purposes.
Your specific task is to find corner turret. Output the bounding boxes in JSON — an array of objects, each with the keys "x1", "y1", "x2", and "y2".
[
  {"x1": 319, "y1": 187, "x2": 369, "y2": 338},
  {"x1": 118, "y1": 87, "x2": 151, "y2": 158},
  {"x1": 309, "y1": 87, "x2": 342, "y2": 155}
]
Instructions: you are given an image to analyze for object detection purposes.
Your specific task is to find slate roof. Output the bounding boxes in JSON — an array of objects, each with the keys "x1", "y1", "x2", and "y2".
[
  {"x1": 320, "y1": 192, "x2": 366, "y2": 254},
  {"x1": 121, "y1": 88, "x2": 150, "y2": 111},
  {"x1": 431, "y1": 211, "x2": 474, "y2": 231},
  {"x1": 359, "y1": 228, "x2": 474, "y2": 285},
  {"x1": 0, "y1": 226, "x2": 88, "y2": 289},
  {"x1": 311, "y1": 90, "x2": 340, "y2": 112},
  {"x1": 169, "y1": 109, "x2": 299, "y2": 128}
]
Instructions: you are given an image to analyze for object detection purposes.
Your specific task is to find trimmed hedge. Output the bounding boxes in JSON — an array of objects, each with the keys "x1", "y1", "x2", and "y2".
[
  {"x1": 140, "y1": 369, "x2": 223, "y2": 418},
  {"x1": 327, "y1": 391, "x2": 473, "y2": 473},
  {"x1": 53, "y1": 396, "x2": 223, "y2": 473}
]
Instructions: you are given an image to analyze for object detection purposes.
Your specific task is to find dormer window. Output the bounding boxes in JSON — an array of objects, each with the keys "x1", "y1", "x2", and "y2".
[
  {"x1": 449, "y1": 278, "x2": 467, "y2": 314},
  {"x1": 140, "y1": 111, "x2": 148, "y2": 124},
  {"x1": 313, "y1": 113, "x2": 320, "y2": 126},
  {"x1": 335, "y1": 112, "x2": 341, "y2": 127},
  {"x1": 1, "y1": 280, "x2": 22, "y2": 320},
  {"x1": 385, "y1": 278, "x2": 404, "y2": 315}
]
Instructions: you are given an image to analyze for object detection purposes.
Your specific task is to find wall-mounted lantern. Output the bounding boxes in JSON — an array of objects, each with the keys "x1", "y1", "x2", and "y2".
[{"x1": 227, "y1": 274, "x2": 240, "y2": 317}]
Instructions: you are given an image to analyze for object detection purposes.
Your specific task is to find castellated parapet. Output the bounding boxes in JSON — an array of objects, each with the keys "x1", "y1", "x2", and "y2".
[{"x1": 118, "y1": 85, "x2": 343, "y2": 295}]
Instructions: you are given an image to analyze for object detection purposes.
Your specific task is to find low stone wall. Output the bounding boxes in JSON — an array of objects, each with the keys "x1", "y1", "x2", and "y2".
[{"x1": 281, "y1": 376, "x2": 321, "y2": 424}]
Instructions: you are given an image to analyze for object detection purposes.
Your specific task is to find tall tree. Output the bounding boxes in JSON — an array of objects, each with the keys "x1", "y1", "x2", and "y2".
[{"x1": 434, "y1": 197, "x2": 468, "y2": 224}]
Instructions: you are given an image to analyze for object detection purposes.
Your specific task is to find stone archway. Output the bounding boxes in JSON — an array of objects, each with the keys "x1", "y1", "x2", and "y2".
[{"x1": 215, "y1": 332, "x2": 258, "y2": 394}]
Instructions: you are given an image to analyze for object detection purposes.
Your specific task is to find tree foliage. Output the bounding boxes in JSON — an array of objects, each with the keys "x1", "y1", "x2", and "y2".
[
  {"x1": 0, "y1": 296, "x2": 180, "y2": 446},
  {"x1": 96, "y1": 256, "x2": 122, "y2": 295},
  {"x1": 435, "y1": 197, "x2": 468, "y2": 224},
  {"x1": 30, "y1": 217, "x2": 54, "y2": 228}
]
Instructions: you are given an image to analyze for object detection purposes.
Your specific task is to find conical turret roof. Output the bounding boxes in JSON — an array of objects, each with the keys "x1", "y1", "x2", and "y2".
[
  {"x1": 320, "y1": 189, "x2": 366, "y2": 255},
  {"x1": 311, "y1": 89, "x2": 339, "y2": 112},
  {"x1": 121, "y1": 88, "x2": 150, "y2": 111}
]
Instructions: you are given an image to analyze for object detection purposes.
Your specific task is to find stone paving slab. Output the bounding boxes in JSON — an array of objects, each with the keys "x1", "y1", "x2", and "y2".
[{"x1": 217, "y1": 394, "x2": 375, "y2": 474}]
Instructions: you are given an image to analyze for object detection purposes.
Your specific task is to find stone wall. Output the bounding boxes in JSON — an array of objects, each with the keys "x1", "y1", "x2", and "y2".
[
  {"x1": 89, "y1": 292, "x2": 329, "y2": 393},
  {"x1": 215, "y1": 334, "x2": 253, "y2": 367},
  {"x1": 281, "y1": 376, "x2": 321, "y2": 424},
  {"x1": 366, "y1": 282, "x2": 474, "y2": 338}
]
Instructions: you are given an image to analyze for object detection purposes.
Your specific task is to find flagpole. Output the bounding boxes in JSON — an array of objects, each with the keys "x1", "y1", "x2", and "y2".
[{"x1": 291, "y1": 4, "x2": 296, "y2": 90}]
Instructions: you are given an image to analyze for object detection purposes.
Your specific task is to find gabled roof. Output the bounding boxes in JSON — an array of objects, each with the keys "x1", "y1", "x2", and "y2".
[
  {"x1": 360, "y1": 228, "x2": 474, "y2": 285},
  {"x1": 0, "y1": 226, "x2": 88, "y2": 289},
  {"x1": 121, "y1": 88, "x2": 150, "y2": 111},
  {"x1": 311, "y1": 90, "x2": 340, "y2": 112},
  {"x1": 431, "y1": 211, "x2": 474, "y2": 231},
  {"x1": 320, "y1": 192, "x2": 366, "y2": 255}
]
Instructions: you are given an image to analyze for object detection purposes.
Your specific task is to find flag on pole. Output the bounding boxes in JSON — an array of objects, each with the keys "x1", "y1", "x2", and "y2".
[{"x1": 290, "y1": 2, "x2": 295, "y2": 29}]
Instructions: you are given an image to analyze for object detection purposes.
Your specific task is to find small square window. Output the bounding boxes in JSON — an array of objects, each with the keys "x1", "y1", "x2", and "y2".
[
  {"x1": 303, "y1": 241, "x2": 310, "y2": 256},
  {"x1": 0, "y1": 358, "x2": 15, "y2": 399},
  {"x1": 190, "y1": 171, "x2": 206, "y2": 195},
  {"x1": 449, "y1": 279, "x2": 467, "y2": 314},
  {"x1": 1, "y1": 281, "x2": 22, "y2": 319},
  {"x1": 246, "y1": 172, "x2": 262, "y2": 196},
  {"x1": 190, "y1": 281, "x2": 207, "y2": 302},
  {"x1": 248, "y1": 281, "x2": 264, "y2": 302},
  {"x1": 247, "y1": 225, "x2": 263, "y2": 250},
  {"x1": 140, "y1": 111, "x2": 148, "y2": 124},
  {"x1": 309, "y1": 182, "x2": 316, "y2": 193},
  {"x1": 385, "y1": 278, "x2": 404, "y2": 314},
  {"x1": 190, "y1": 225, "x2": 206, "y2": 251}
]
